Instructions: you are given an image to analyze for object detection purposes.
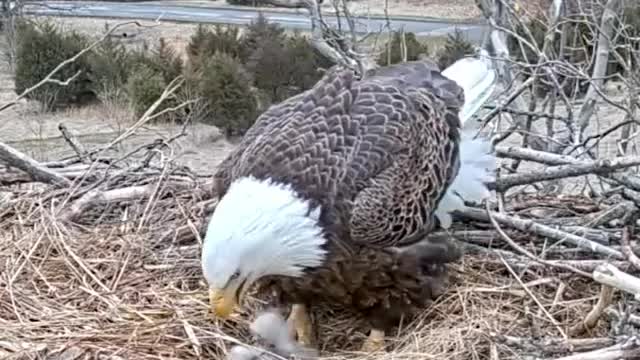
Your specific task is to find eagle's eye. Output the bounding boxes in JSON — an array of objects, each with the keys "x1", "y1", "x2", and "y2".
[{"x1": 230, "y1": 270, "x2": 240, "y2": 281}]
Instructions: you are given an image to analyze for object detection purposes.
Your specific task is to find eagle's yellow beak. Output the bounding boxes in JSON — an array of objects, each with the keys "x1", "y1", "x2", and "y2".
[{"x1": 209, "y1": 287, "x2": 237, "y2": 318}]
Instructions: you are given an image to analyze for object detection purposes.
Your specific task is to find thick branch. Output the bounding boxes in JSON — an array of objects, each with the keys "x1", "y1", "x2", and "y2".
[
  {"x1": 549, "y1": 343, "x2": 640, "y2": 360},
  {"x1": 62, "y1": 181, "x2": 194, "y2": 222},
  {"x1": 569, "y1": 285, "x2": 615, "y2": 336},
  {"x1": 494, "y1": 146, "x2": 640, "y2": 193},
  {"x1": 495, "y1": 335, "x2": 615, "y2": 355},
  {"x1": 495, "y1": 146, "x2": 585, "y2": 166},
  {"x1": 576, "y1": 0, "x2": 623, "y2": 136},
  {"x1": 0, "y1": 142, "x2": 71, "y2": 187},
  {"x1": 478, "y1": 210, "x2": 625, "y2": 260},
  {"x1": 593, "y1": 263, "x2": 640, "y2": 299},
  {"x1": 621, "y1": 226, "x2": 640, "y2": 270},
  {"x1": 58, "y1": 123, "x2": 88, "y2": 162},
  {"x1": 491, "y1": 156, "x2": 640, "y2": 192}
]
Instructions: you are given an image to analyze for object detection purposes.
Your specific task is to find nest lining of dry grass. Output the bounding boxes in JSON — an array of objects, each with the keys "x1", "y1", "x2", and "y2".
[{"x1": 1, "y1": 125, "x2": 640, "y2": 360}]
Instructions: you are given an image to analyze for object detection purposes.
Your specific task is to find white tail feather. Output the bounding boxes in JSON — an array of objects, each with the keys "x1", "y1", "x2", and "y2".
[
  {"x1": 434, "y1": 128, "x2": 496, "y2": 229},
  {"x1": 434, "y1": 49, "x2": 498, "y2": 229},
  {"x1": 442, "y1": 49, "x2": 497, "y2": 128}
]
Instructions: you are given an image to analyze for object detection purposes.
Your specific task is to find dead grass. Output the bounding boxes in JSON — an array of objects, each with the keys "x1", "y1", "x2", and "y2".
[{"x1": 0, "y1": 181, "x2": 608, "y2": 359}]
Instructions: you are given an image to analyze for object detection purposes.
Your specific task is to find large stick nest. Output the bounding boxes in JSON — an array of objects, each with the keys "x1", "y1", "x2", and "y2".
[{"x1": 1, "y1": 125, "x2": 640, "y2": 360}]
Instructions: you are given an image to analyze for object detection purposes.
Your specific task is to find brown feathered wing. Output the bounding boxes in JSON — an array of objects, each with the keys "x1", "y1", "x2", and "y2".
[{"x1": 213, "y1": 60, "x2": 465, "y2": 249}]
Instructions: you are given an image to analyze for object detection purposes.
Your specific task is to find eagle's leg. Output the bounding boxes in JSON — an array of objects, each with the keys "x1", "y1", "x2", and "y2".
[
  {"x1": 287, "y1": 303, "x2": 316, "y2": 347},
  {"x1": 360, "y1": 329, "x2": 385, "y2": 352}
]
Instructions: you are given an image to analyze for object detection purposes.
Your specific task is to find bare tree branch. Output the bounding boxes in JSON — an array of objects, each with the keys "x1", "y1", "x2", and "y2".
[
  {"x1": 576, "y1": 0, "x2": 624, "y2": 140},
  {"x1": 260, "y1": 0, "x2": 364, "y2": 73},
  {"x1": 0, "y1": 142, "x2": 71, "y2": 187}
]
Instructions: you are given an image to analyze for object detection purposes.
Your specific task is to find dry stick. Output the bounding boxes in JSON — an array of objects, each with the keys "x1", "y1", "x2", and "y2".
[
  {"x1": 495, "y1": 145, "x2": 640, "y2": 193},
  {"x1": 568, "y1": 285, "x2": 615, "y2": 337},
  {"x1": 135, "y1": 157, "x2": 173, "y2": 234},
  {"x1": 593, "y1": 263, "x2": 640, "y2": 300},
  {"x1": 605, "y1": 308, "x2": 640, "y2": 327},
  {"x1": 518, "y1": 260, "x2": 631, "y2": 273},
  {"x1": 550, "y1": 282, "x2": 567, "y2": 313},
  {"x1": 61, "y1": 181, "x2": 195, "y2": 222},
  {"x1": 459, "y1": 207, "x2": 624, "y2": 260},
  {"x1": 513, "y1": 0, "x2": 561, "y2": 165},
  {"x1": 485, "y1": 202, "x2": 593, "y2": 278},
  {"x1": 51, "y1": 81, "x2": 194, "y2": 215},
  {"x1": 431, "y1": 227, "x2": 611, "y2": 246},
  {"x1": 452, "y1": 238, "x2": 628, "y2": 272},
  {"x1": 86, "y1": 77, "x2": 189, "y2": 160},
  {"x1": 580, "y1": 202, "x2": 635, "y2": 229},
  {"x1": 0, "y1": 142, "x2": 71, "y2": 187},
  {"x1": 569, "y1": 119, "x2": 639, "y2": 157},
  {"x1": 489, "y1": 343, "x2": 499, "y2": 360},
  {"x1": 0, "y1": 165, "x2": 108, "y2": 185},
  {"x1": 575, "y1": 0, "x2": 623, "y2": 138},
  {"x1": 613, "y1": 174, "x2": 640, "y2": 193},
  {"x1": 620, "y1": 226, "x2": 640, "y2": 270},
  {"x1": 491, "y1": 156, "x2": 640, "y2": 192},
  {"x1": 495, "y1": 146, "x2": 587, "y2": 165},
  {"x1": 494, "y1": 211, "x2": 624, "y2": 259},
  {"x1": 498, "y1": 255, "x2": 569, "y2": 341},
  {"x1": 63, "y1": 185, "x2": 151, "y2": 222},
  {"x1": 495, "y1": 335, "x2": 615, "y2": 355},
  {"x1": 486, "y1": 1, "x2": 573, "y2": 153},
  {"x1": 485, "y1": 106, "x2": 569, "y2": 122},
  {"x1": 548, "y1": 344, "x2": 640, "y2": 360},
  {"x1": 477, "y1": 77, "x2": 535, "y2": 136},
  {"x1": 47, "y1": 218, "x2": 111, "y2": 293},
  {"x1": 505, "y1": 201, "x2": 633, "y2": 230},
  {"x1": 58, "y1": 123, "x2": 88, "y2": 163}
]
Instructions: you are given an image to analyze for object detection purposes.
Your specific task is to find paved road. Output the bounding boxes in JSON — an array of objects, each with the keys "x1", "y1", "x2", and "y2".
[{"x1": 23, "y1": 0, "x2": 489, "y2": 42}]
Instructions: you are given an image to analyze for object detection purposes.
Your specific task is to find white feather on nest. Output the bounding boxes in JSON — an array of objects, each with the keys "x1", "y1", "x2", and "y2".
[{"x1": 227, "y1": 309, "x2": 318, "y2": 360}]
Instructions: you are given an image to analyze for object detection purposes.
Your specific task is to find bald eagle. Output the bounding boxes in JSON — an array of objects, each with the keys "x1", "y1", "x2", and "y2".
[{"x1": 201, "y1": 59, "x2": 496, "y2": 352}]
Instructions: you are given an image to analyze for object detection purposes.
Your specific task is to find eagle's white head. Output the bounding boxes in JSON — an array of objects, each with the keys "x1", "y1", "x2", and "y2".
[{"x1": 201, "y1": 175, "x2": 328, "y2": 318}]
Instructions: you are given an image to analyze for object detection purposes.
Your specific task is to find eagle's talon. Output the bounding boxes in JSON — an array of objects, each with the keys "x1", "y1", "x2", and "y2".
[
  {"x1": 361, "y1": 329, "x2": 386, "y2": 353},
  {"x1": 297, "y1": 329, "x2": 315, "y2": 347},
  {"x1": 286, "y1": 311, "x2": 298, "y2": 340},
  {"x1": 288, "y1": 304, "x2": 316, "y2": 348}
]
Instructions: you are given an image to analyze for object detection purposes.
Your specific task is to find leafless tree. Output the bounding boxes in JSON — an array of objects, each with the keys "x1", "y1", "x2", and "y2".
[{"x1": 475, "y1": 0, "x2": 638, "y2": 181}]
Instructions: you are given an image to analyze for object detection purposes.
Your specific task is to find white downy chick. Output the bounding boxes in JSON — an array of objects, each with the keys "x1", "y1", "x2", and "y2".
[
  {"x1": 227, "y1": 309, "x2": 318, "y2": 360},
  {"x1": 227, "y1": 346, "x2": 262, "y2": 360}
]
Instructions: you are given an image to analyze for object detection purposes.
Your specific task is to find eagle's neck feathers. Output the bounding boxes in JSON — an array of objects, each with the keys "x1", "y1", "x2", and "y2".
[{"x1": 203, "y1": 176, "x2": 328, "y2": 282}]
